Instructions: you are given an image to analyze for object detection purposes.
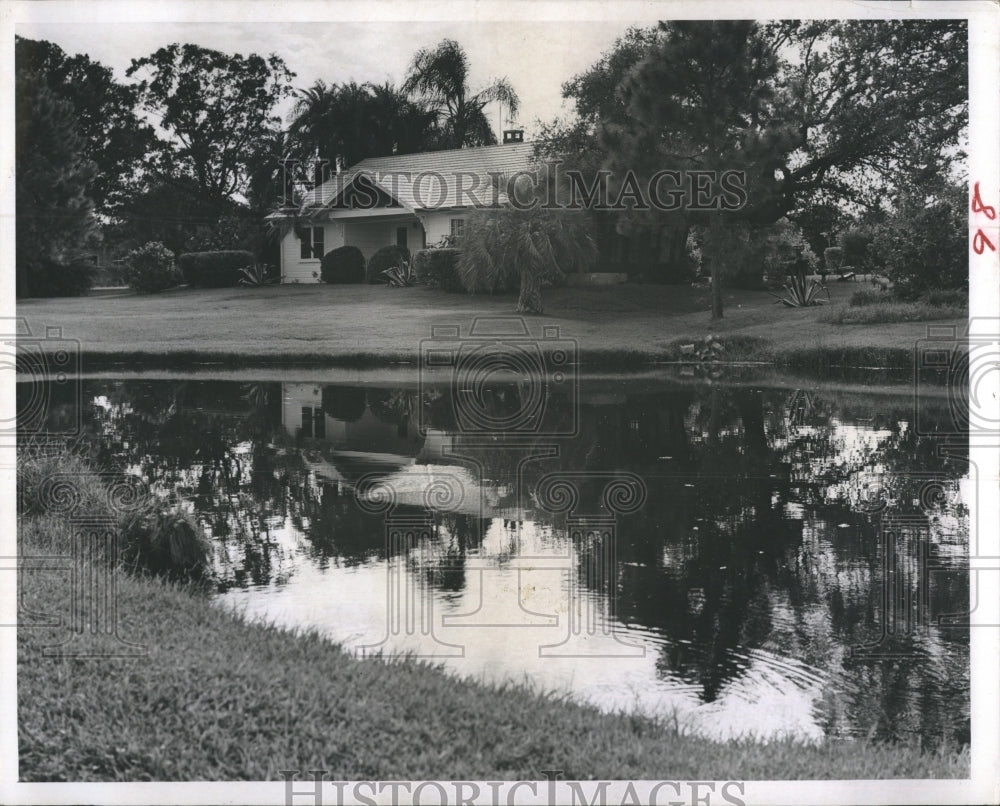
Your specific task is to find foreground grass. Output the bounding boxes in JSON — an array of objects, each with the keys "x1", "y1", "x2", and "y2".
[
  {"x1": 18, "y1": 456, "x2": 969, "y2": 783},
  {"x1": 16, "y1": 281, "x2": 967, "y2": 372},
  {"x1": 18, "y1": 551, "x2": 969, "y2": 781}
]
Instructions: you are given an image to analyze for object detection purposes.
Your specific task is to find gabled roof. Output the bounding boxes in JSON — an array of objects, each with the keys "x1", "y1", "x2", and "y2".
[{"x1": 297, "y1": 141, "x2": 537, "y2": 214}]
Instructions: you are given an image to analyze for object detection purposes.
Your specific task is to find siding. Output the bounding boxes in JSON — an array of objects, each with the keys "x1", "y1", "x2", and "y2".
[
  {"x1": 421, "y1": 212, "x2": 465, "y2": 248},
  {"x1": 280, "y1": 221, "x2": 346, "y2": 283}
]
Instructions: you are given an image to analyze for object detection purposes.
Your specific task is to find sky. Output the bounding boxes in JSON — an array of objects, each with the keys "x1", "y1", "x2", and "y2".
[{"x1": 14, "y1": 19, "x2": 642, "y2": 138}]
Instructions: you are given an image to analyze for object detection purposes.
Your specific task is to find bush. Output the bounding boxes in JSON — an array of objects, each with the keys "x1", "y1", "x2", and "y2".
[
  {"x1": 123, "y1": 241, "x2": 179, "y2": 293},
  {"x1": 366, "y1": 245, "x2": 411, "y2": 283},
  {"x1": 821, "y1": 301, "x2": 966, "y2": 325},
  {"x1": 920, "y1": 288, "x2": 968, "y2": 308},
  {"x1": 16, "y1": 257, "x2": 96, "y2": 298},
  {"x1": 413, "y1": 248, "x2": 463, "y2": 292},
  {"x1": 849, "y1": 288, "x2": 890, "y2": 307},
  {"x1": 320, "y1": 245, "x2": 365, "y2": 284},
  {"x1": 177, "y1": 250, "x2": 255, "y2": 288}
]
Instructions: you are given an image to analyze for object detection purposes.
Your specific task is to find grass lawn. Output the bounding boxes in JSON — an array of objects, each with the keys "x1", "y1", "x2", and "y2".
[
  {"x1": 15, "y1": 281, "x2": 967, "y2": 370},
  {"x1": 19, "y1": 521, "x2": 969, "y2": 782}
]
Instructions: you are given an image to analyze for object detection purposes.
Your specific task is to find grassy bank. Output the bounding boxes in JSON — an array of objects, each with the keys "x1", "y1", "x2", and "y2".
[
  {"x1": 16, "y1": 281, "x2": 967, "y2": 373},
  {"x1": 17, "y1": 449, "x2": 969, "y2": 781}
]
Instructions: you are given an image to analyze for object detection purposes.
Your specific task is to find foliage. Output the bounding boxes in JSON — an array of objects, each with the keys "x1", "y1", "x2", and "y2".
[
  {"x1": 770, "y1": 274, "x2": 829, "y2": 307},
  {"x1": 177, "y1": 250, "x2": 255, "y2": 288},
  {"x1": 920, "y1": 288, "x2": 967, "y2": 308},
  {"x1": 126, "y1": 43, "x2": 294, "y2": 211},
  {"x1": 320, "y1": 386, "x2": 367, "y2": 422},
  {"x1": 869, "y1": 178, "x2": 967, "y2": 300},
  {"x1": 287, "y1": 80, "x2": 439, "y2": 170},
  {"x1": 320, "y1": 245, "x2": 366, "y2": 284},
  {"x1": 15, "y1": 70, "x2": 101, "y2": 298},
  {"x1": 403, "y1": 39, "x2": 520, "y2": 149},
  {"x1": 380, "y1": 260, "x2": 417, "y2": 288},
  {"x1": 458, "y1": 170, "x2": 597, "y2": 313},
  {"x1": 823, "y1": 247, "x2": 845, "y2": 276},
  {"x1": 366, "y1": 244, "x2": 411, "y2": 284},
  {"x1": 124, "y1": 241, "x2": 179, "y2": 293},
  {"x1": 17, "y1": 258, "x2": 96, "y2": 299},
  {"x1": 822, "y1": 300, "x2": 966, "y2": 325},
  {"x1": 412, "y1": 248, "x2": 464, "y2": 292},
  {"x1": 850, "y1": 288, "x2": 890, "y2": 307},
  {"x1": 838, "y1": 227, "x2": 876, "y2": 273},
  {"x1": 238, "y1": 263, "x2": 278, "y2": 287},
  {"x1": 15, "y1": 37, "x2": 156, "y2": 214}
]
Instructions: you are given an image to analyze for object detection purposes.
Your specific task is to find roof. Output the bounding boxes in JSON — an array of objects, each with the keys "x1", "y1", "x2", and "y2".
[{"x1": 295, "y1": 141, "x2": 538, "y2": 215}]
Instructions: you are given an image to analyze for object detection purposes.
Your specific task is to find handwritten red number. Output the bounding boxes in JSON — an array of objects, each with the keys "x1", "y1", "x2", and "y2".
[
  {"x1": 971, "y1": 182, "x2": 997, "y2": 219},
  {"x1": 973, "y1": 229, "x2": 996, "y2": 255}
]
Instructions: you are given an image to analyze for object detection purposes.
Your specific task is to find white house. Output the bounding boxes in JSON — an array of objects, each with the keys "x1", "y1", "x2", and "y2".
[{"x1": 268, "y1": 133, "x2": 535, "y2": 283}]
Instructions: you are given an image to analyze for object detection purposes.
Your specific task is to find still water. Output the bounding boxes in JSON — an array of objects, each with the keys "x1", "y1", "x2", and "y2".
[{"x1": 32, "y1": 376, "x2": 970, "y2": 746}]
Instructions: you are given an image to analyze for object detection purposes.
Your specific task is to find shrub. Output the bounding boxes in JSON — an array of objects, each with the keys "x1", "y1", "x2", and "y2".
[
  {"x1": 177, "y1": 250, "x2": 255, "y2": 288},
  {"x1": 123, "y1": 241, "x2": 179, "y2": 293},
  {"x1": 366, "y1": 245, "x2": 411, "y2": 284},
  {"x1": 413, "y1": 248, "x2": 463, "y2": 292},
  {"x1": 320, "y1": 245, "x2": 365, "y2": 284},
  {"x1": 821, "y1": 301, "x2": 966, "y2": 325},
  {"x1": 920, "y1": 288, "x2": 968, "y2": 308},
  {"x1": 16, "y1": 257, "x2": 95, "y2": 298},
  {"x1": 237, "y1": 263, "x2": 277, "y2": 287},
  {"x1": 849, "y1": 288, "x2": 890, "y2": 307}
]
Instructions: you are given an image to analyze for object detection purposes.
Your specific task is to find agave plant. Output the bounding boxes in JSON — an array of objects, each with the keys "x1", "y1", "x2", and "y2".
[
  {"x1": 770, "y1": 273, "x2": 829, "y2": 307},
  {"x1": 381, "y1": 259, "x2": 416, "y2": 287},
  {"x1": 238, "y1": 263, "x2": 278, "y2": 286}
]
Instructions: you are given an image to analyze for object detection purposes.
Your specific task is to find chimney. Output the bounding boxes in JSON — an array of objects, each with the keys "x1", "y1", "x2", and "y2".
[{"x1": 502, "y1": 129, "x2": 524, "y2": 145}]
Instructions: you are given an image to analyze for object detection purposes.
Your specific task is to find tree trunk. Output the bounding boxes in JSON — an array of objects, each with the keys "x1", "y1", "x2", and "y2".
[
  {"x1": 710, "y1": 261, "x2": 724, "y2": 319},
  {"x1": 516, "y1": 269, "x2": 543, "y2": 314}
]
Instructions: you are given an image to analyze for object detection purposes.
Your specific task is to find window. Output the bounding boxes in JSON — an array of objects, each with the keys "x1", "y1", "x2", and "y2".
[
  {"x1": 300, "y1": 406, "x2": 325, "y2": 438},
  {"x1": 450, "y1": 218, "x2": 465, "y2": 239},
  {"x1": 299, "y1": 226, "x2": 324, "y2": 260}
]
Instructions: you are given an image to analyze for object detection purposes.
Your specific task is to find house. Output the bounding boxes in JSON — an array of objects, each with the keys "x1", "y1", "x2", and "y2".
[{"x1": 268, "y1": 132, "x2": 535, "y2": 283}]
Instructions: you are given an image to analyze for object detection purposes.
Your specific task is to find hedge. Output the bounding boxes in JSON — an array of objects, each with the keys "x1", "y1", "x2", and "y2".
[
  {"x1": 366, "y1": 245, "x2": 410, "y2": 284},
  {"x1": 320, "y1": 245, "x2": 365, "y2": 284},
  {"x1": 413, "y1": 248, "x2": 463, "y2": 292},
  {"x1": 16, "y1": 257, "x2": 96, "y2": 299},
  {"x1": 177, "y1": 250, "x2": 255, "y2": 288}
]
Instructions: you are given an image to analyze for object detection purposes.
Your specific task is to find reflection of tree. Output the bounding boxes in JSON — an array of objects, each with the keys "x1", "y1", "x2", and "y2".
[{"x1": 67, "y1": 378, "x2": 969, "y2": 748}]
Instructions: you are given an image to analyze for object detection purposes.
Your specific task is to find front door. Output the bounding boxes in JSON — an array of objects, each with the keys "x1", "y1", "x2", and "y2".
[{"x1": 396, "y1": 226, "x2": 408, "y2": 249}]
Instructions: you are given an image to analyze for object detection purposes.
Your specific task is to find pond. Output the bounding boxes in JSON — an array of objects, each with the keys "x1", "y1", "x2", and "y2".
[{"x1": 24, "y1": 374, "x2": 970, "y2": 747}]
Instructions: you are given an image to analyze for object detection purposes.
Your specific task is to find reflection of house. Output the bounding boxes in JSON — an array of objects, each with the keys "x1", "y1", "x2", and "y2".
[
  {"x1": 282, "y1": 383, "x2": 425, "y2": 483},
  {"x1": 267, "y1": 138, "x2": 534, "y2": 283}
]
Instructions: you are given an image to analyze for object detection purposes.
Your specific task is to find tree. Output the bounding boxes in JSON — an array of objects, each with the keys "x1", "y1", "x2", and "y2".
[
  {"x1": 126, "y1": 44, "x2": 295, "y2": 213},
  {"x1": 548, "y1": 19, "x2": 967, "y2": 306},
  {"x1": 403, "y1": 39, "x2": 519, "y2": 148},
  {"x1": 15, "y1": 69, "x2": 101, "y2": 297},
  {"x1": 15, "y1": 36, "x2": 156, "y2": 214},
  {"x1": 870, "y1": 176, "x2": 966, "y2": 299},
  {"x1": 458, "y1": 169, "x2": 596, "y2": 314},
  {"x1": 287, "y1": 80, "x2": 438, "y2": 169},
  {"x1": 605, "y1": 21, "x2": 798, "y2": 317}
]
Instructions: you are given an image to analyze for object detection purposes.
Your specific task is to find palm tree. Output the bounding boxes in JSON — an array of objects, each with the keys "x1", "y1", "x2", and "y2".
[
  {"x1": 403, "y1": 39, "x2": 520, "y2": 148},
  {"x1": 288, "y1": 80, "x2": 440, "y2": 169},
  {"x1": 458, "y1": 168, "x2": 596, "y2": 314}
]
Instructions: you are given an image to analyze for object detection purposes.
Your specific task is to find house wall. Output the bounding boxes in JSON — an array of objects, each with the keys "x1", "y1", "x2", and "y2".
[
  {"x1": 280, "y1": 221, "x2": 346, "y2": 283},
  {"x1": 280, "y1": 216, "x2": 430, "y2": 283},
  {"x1": 421, "y1": 212, "x2": 467, "y2": 248}
]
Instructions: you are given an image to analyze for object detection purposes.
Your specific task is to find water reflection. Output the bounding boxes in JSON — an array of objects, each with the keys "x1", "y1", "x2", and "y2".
[{"x1": 32, "y1": 377, "x2": 970, "y2": 746}]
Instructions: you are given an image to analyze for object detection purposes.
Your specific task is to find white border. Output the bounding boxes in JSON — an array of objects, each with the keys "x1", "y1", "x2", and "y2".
[{"x1": 1, "y1": 1, "x2": 997, "y2": 804}]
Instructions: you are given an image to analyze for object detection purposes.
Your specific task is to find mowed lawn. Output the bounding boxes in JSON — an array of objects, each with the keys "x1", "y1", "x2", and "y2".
[{"x1": 15, "y1": 281, "x2": 966, "y2": 366}]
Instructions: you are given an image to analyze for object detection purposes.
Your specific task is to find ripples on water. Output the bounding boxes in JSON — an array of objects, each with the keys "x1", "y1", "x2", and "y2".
[{"x1": 27, "y1": 378, "x2": 970, "y2": 747}]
